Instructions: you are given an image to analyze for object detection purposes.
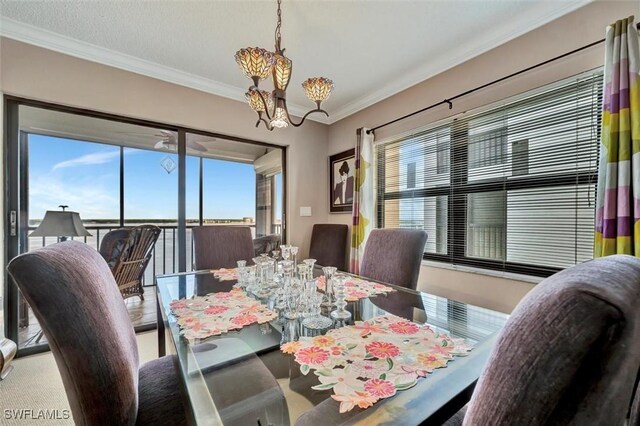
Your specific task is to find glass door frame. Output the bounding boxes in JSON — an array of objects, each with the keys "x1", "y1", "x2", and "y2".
[{"x1": 3, "y1": 96, "x2": 287, "y2": 357}]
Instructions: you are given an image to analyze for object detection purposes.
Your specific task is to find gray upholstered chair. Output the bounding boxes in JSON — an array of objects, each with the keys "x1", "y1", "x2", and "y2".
[
  {"x1": 192, "y1": 226, "x2": 255, "y2": 270},
  {"x1": 359, "y1": 228, "x2": 427, "y2": 290},
  {"x1": 7, "y1": 241, "x2": 186, "y2": 425},
  {"x1": 309, "y1": 224, "x2": 349, "y2": 271},
  {"x1": 446, "y1": 254, "x2": 640, "y2": 425}
]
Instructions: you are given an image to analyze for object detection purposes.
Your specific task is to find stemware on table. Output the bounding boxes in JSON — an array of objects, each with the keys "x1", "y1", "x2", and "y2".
[{"x1": 330, "y1": 274, "x2": 352, "y2": 320}]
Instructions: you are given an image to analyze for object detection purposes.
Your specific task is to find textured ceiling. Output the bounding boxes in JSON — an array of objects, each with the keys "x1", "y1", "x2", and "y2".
[{"x1": 0, "y1": 0, "x2": 592, "y2": 124}]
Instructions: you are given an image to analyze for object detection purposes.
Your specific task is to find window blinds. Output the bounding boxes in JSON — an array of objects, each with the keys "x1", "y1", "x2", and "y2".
[{"x1": 376, "y1": 70, "x2": 603, "y2": 277}]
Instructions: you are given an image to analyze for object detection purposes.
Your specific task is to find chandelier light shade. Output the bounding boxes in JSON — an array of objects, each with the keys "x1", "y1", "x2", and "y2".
[
  {"x1": 303, "y1": 77, "x2": 334, "y2": 103},
  {"x1": 273, "y1": 54, "x2": 292, "y2": 91},
  {"x1": 271, "y1": 106, "x2": 289, "y2": 128},
  {"x1": 234, "y1": 0, "x2": 333, "y2": 130},
  {"x1": 246, "y1": 89, "x2": 273, "y2": 112},
  {"x1": 235, "y1": 48, "x2": 275, "y2": 83}
]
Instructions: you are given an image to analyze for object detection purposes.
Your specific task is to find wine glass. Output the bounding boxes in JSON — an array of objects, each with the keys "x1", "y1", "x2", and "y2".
[
  {"x1": 280, "y1": 245, "x2": 291, "y2": 261},
  {"x1": 289, "y1": 246, "x2": 299, "y2": 266}
]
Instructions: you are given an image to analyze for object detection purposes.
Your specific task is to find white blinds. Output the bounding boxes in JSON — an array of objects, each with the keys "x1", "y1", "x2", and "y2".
[{"x1": 376, "y1": 70, "x2": 603, "y2": 276}]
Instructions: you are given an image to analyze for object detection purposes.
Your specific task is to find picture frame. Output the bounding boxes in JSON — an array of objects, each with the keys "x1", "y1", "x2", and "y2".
[{"x1": 329, "y1": 148, "x2": 356, "y2": 213}]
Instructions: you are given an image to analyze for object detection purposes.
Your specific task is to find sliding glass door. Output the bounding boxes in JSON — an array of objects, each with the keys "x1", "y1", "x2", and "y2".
[{"x1": 3, "y1": 99, "x2": 285, "y2": 355}]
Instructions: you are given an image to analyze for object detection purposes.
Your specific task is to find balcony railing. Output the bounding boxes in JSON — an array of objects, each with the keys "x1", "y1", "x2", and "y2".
[{"x1": 27, "y1": 223, "x2": 282, "y2": 285}]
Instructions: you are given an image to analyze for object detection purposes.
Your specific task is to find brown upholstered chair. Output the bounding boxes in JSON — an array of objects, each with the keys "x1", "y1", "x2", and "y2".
[
  {"x1": 7, "y1": 241, "x2": 187, "y2": 425},
  {"x1": 309, "y1": 224, "x2": 348, "y2": 271},
  {"x1": 359, "y1": 228, "x2": 427, "y2": 290},
  {"x1": 253, "y1": 233, "x2": 282, "y2": 256},
  {"x1": 99, "y1": 225, "x2": 161, "y2": 300},
  {"x1": 445, "y1": 254, "x2": 640, "y2": 425},
  {"x1": 192, "y1": 226, "x2": 255, "y2": 270}
]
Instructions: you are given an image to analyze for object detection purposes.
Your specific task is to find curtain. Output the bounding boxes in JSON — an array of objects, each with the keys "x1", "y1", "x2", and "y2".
[
  {"x1": 349, "y1": 128, "x2": 375, "y2": 273},
  {"x1": 595, "y1": 16, "x2": 640, "y2": 257}
]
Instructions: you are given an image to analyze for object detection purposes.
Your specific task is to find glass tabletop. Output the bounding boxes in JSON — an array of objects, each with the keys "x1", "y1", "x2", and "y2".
[{"x1": 156, "y1": 269, "x2": 508, "y2": 425}]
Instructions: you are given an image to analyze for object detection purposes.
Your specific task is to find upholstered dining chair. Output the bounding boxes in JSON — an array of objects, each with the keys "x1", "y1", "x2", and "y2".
[
  {"x1": 192, "y1": 226, "x2": 255, "y2": 270},
  {"x1": 7, "y1": 241, "x2": 186, "y2": 425},
  {"x1": 359, "y1": 228, "x2": 428, "y2": 290},
  {"x1": 444, "y1": 254, "x2": 640, "y2": 425},
  {"x1": 309, "y1": 224, "x2": 349, "y2": 271}
]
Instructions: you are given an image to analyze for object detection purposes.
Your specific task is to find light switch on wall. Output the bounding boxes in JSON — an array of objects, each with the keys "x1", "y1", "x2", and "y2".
[{"x1": 300, "y1": 206, "x2": 312, "y2": 217}]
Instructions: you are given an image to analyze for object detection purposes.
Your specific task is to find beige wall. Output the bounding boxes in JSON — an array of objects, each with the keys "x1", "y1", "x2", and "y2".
[
  {"x1": 327, "y1": 0, "x2": 638, "y2": 313},
  {"x1": 0, "y1": 38, "x2": 330, "y2": 258}
]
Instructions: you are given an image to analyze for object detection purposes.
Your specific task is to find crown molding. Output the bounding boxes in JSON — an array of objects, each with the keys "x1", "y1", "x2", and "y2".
[
  {"x1": 327, "y1": 0, "x2": 594, "y2": 124},
  {"x1": 0, "y1": 17, "x2": 330, "y2": 125}
]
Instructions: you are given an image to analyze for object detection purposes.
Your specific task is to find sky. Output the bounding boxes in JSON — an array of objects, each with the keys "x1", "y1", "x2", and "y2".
[{"x1": 28, "y1": 134, "x2": 268, "y2": 221}]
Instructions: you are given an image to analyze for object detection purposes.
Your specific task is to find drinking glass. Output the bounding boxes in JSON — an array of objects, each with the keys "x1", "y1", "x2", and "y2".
[
  {"x1": 281, "y1": 260, "x2": 294, "y2": 279},
  {"x1": 284, "y1": 282, "x2": 302, "y2": 320},
  {"x1": 302, "y1": 292, "x2": 333, "y2": 330}
]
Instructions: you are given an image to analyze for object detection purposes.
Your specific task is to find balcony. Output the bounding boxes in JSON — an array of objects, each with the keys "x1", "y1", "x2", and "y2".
[{"x1": 17, "y1": 222, "x2": 282, "y2": 348}]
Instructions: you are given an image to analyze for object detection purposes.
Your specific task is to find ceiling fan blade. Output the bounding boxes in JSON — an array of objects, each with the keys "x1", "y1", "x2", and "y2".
[{"x1": 187, "y1": 140, "x2": 207, "y2": 152}]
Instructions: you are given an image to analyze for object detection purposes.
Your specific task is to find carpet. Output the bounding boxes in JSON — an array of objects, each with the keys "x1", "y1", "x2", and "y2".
[{"x1": 0, "y1": 331, "x2": 158, "y2": 425}]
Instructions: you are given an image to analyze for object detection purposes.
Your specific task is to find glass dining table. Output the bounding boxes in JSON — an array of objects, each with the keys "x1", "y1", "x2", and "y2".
[{"x1": 155, "y1": 269, "x2": 508, "y2": 425}]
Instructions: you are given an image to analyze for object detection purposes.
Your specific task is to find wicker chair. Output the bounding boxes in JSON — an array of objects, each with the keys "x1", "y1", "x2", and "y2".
[
  {"x1": 253, "y1": 234, "x2": 282, "y2": 257},
  {"x1": 99, "y1": 225, "x2": 161, "y2": 300}
]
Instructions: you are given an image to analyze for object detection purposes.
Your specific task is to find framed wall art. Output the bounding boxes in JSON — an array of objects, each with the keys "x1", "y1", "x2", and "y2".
[{"x1": 329, "y1": 148, "x2": 356, "y2": 213}]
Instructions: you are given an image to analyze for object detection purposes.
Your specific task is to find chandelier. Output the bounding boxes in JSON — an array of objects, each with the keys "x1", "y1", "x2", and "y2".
[{"x1": 235, "y1": 0, "x2": 334, "y2": 130}]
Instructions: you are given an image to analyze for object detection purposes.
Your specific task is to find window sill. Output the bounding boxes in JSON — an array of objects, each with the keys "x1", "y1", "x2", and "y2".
[{"x1": 421, "y1": 259, "x2": 544, "y2": 284}]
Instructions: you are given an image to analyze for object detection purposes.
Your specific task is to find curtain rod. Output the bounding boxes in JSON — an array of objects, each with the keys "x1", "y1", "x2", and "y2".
[{"x1": 367, "y1": 21, "x2": 640, "y2": 135}]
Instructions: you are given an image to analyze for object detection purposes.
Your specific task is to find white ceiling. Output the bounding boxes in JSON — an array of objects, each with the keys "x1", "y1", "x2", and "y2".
[{"x1": 0, "y1": 0, "x2": 592, "y2": 125}]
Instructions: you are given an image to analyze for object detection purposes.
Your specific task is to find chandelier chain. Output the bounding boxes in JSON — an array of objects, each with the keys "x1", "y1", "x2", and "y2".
[{"x1": 275, "y1": 0, "x2": 282, "y2": 52}]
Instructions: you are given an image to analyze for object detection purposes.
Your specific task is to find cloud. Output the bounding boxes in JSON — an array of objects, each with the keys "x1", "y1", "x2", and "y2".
[
  {"x1": 52, "y1": 151, "x2": 120, "y2": 170},
  {"x1": 29, "y1": 173, "x2": 120, "y2": 219}
]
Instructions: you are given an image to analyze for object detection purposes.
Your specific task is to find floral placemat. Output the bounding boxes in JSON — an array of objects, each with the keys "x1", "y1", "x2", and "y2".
[
  {"x1": 316, "y1": 276, "x2": 396, "y2": 301},
  {"x1": 170, "y1": 288, "x2": 277, "y2": 342},
  {"x1": 211, "y1": 267, "x2": 239, "y2": 281},
  {"x1": 281, "y1": 315, "x2": 472, "y2": 413}
]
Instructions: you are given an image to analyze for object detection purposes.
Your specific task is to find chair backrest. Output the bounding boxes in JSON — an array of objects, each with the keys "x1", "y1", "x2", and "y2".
[
  {"x1": 359, "y1": 228, "x2": 427, "y2": 290},
  {"x1": 253, "y1": 234, "x2": 282, "y2": 257},
  {"x1": 309, "y1": 224, "x2": 349, "y2": 271},
  {"x1": 192, "y1": 226, "x2": 255, "y2": 270},
  {"x1": 7, "y1": 241, "x2": 140, "y2": 425},
  {"x1": 112, "y1": 225, "x2": 160, "y2": 291},
  {"x1": 99, "y1": 228, "x2": 131, "y2": 269},
  {"x1": 464, "y1": 255, "x2": 640, "y2": 425}
]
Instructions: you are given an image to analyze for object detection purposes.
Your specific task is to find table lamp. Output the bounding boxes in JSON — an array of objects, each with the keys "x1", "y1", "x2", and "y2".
[{"x1": 30, "y1": 205, "x2": 92, "y2": 241}]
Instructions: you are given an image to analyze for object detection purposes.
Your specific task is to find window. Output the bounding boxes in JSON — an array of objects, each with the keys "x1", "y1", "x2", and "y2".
[{"x1": 377, "y1": 71, "x2": 602, "y2": 277}]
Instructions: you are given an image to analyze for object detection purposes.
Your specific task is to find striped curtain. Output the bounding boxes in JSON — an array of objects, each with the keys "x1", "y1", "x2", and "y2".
[
  {"x1": 349, "y1": 128, "x2": 375, "y2": 274},
  {"x1": 595, "y1": 16, "x2": 640, "y2": 257}
]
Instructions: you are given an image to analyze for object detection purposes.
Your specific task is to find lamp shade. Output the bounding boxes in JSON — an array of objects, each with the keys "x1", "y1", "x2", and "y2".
[{"x1": 30, "y1": 211, "x2": 92, "y2": 238}]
